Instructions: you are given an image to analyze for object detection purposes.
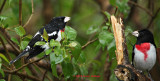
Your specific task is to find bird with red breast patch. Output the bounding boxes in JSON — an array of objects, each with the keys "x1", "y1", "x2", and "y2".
[{"x1": 132, "y1": 29, "x2": 156, "y2": 79}]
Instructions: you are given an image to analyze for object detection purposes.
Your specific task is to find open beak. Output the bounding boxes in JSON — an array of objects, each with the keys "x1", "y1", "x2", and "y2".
[
  {"x1": 132, "y1": 31, "x2": 139, "y2": 37},
  {"x1": 64, "y1": 17, "x2": 70, "y2": 22}
]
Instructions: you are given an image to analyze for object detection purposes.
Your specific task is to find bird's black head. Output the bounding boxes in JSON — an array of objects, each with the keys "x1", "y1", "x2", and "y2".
[
  {"x1": 49, "y1": 16, "x2": 70, "y2": 30},
  {"x1": 132, "y1": 29, "x2": 155, "y2": 45}
]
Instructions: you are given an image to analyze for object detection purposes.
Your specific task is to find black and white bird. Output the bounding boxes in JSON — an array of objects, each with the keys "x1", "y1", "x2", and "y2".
[
  {"x1": 10, "y1": 16, "x2": 70, "y2": 64},
  {"x1": 132, "y1": 29, "x2": 156, "y2": 72}
]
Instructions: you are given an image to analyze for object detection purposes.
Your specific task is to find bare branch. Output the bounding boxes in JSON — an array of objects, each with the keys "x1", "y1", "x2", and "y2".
[
  {"x1": 4, "y1": 70, "x2": 41, "y2": 81},
  {"x1": 42, "y1": 70, "x2": 47, "y2": 81},
  {"x1": 0, "y1": 0, "x2": 6, "y2": 14},
  {"x1": 128, "y1": 1, "x2": 153, "y2": 17},
  {"x1": 23, "y1": 0, "x2": 34, "y2": 28},
  {"x1": 111, "y1": 16, "x2": 129, "y2": 65},
  {"x1": 147, "y1": 8, "x2": 160, "y2": 29},
  {"x1": 0, "y1": 28, "x2": 20, "y2": 54},
  {"x1": 19, "y1": 0, "x2": 22, "y2": 25},
  {"x1": 82, "y1": 38, "x2": 98, "y2": 49},
  {"x1": 10, "y1": 56, "x2": 45, "y2": 73}
]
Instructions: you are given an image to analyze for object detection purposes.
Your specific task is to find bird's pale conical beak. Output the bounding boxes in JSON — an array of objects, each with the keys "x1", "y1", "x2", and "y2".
[
  {"x1": 132, "y1": 31, "x2": 139, "y2": 37},
  {"x1": 64, "y1": 17, "x2": 70, "y2": 22}
]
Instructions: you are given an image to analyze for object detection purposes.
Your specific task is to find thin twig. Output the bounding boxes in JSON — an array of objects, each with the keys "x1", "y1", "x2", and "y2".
[
  {"x1": 4, "y1": 70, "x2": 41, "y2": 81},
  {"x1": 27, "y1": 64, "x2": 40, "y2": 77},
  {"x1": 19, "y1": 0, "x2": 22, "y2": 25},
  {"x1": 0, "y1": 37, "x2": 15, "y2": 70},
  {"x1": 10, "y1": 56, "x2": 45, "y2": 73},
  {"x1": 0, "y1": 28, "x2": 20, "y2": 53},
  {"x1": 33, "y1": 63, "x2": 52, "y2": 81},
  {"x1": 147, "y1": 8, "x2": 160, "y2": 29},
  {"x1": 0, "y1": 37, "x2": 15, "y2": 80},
  {"x1": 0, "y1": 37, "x2": 12, "y2": 61},
  {"x1": 0, "y1": 0, "x2": 6, "y2": 14},
  {"x1": 8, "y1": 74, "x2": 11, "y2": 81},
  {"x1": 42, "y1": 70, "x2": 47, "y2": 81},
  {"x1": 128, "y1": 1, "x2": 153, "y2": 17},
  {"x1": 23, "y1": 0, "x2": 34, "y2": 28},
  {"x1": 82, "y1": 38, "x2": 98, "y2": 49},
  {"x1": 2, "y1": 64, "x2": 11, "y2": 70}
]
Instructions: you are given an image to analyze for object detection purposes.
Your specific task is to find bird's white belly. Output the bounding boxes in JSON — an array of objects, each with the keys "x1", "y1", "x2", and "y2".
[
  {"x1": 134, "y1": 43, "x2": 156, "y2": 71},
  {"x1": 56, "y1": 30, "x2": 62, "y2": 41}
]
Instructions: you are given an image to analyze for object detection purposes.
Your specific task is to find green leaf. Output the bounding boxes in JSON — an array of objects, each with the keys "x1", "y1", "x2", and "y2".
[
  {"x1": 23, "y1": 35, "x2": 32, "y2": 40},
  {"x1": 98, "y1": 31, "x2": 114, "y2": 47},
  {"x1": 108, "y1": 40, "x2": 116, "y2": 61},
  {"x1": 0, "y1": 16, "x2": 8, "y2": 22},
  {"x1": 42, "y1": 29, "x2": 48, "y2": 41},
  {"x1": 0, "y1": 59, "x2": 4, "y2": 77},
  {"x1": 70, "y1": 41, "x2": 81, "y2": 61},
  {"x1": 50, "y1": 53, "x2": 63, "y2": 64},
  {"x1": 54, "y1": 47, "x2": 63, "y2": 55},
  {"x1": 73, "y1": 63, "x2": 81, "y2": 74},
  {"x1": 65, "y1": 26, "x2": 77, "y2": 40},
  {"x1": 80, "y1": 65, "x2": 88, "y2": 75},
  {"x1": 69, "y1": 42, "x2": 77, "y2": 48},
  {"x1": 50, "y1": 39, "x2": 61, "y2": 47},
  {"x1": 9, "y1": 0, "x2": 13, "y2": 5},
  {"x1": 109, "y1": 0, "x2": 116, "y2": 6},
  {"x1": 15, "y1": 26, "x2": 26, "y2": 37},
  {"x1": 116, "y1": 0, "x2": 130, "y2": 18},
  {"x1": 50, "y1": 61, "x2": 58, "y2": 78},
  {"x1": 77, "y1": 51, "x2": 86, "y2": 63},
  {"x1": 104, "y1": 11, "x2": 111, "y2": 21},
  {"x1": 4, "y1": 24, "x2": 9, "y2": 28},
  {"x1": 87, "y1": 26, "x2": 98, "y2": 35},
  {"x1": 11, "y1": 37, "x2": 19, "y2": 45},
  {"x1": 102, "y1": 26, "x2": 108, "y2": 31},
  {"x1": 0, "y1": 79, "x2": 5, "y2": 81},
  {"x1": 125, "y1": 27, "x2": 133, "y2": 36},
  {"x1": 45, "y1": 48, "x2": 52, "y2": 55},
  {"x1": 35, "y1": 41, "x2": 46, "y2": 46},
  {"x1": 61, "y1": 31, "x2": 66, "y2": 39},
  {"x1": 25, "y1": 35, "x2": 32, "y2": 39},
  {"x1": 0, "y1": 53, "x2": 9, "y2": 63},
  {"x1": 0, "y1": 69, "x2": 4, "y2": 77},
  {"x1": 61, "y1": 61, "x2": 74, "y2": 78},
  {"x1": 20, "y1": 41, "x2": 29, "y2": 50}
]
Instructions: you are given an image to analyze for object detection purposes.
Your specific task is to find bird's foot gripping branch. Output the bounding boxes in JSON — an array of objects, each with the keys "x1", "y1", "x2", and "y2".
[{"x1": 111, "y1": 16, "x2": 150, "y2": 81}]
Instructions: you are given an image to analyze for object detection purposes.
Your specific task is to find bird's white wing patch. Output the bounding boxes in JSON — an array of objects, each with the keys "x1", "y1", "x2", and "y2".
[
  {"x1": 25, "y1": 46, "x2": 30, "y2": 51},
  {"x1": 33, "y1": 31, "x2": 40, "y2": 37},
  {"x1": 48, "y1": 31, "x2": 57, "y2": 36}
]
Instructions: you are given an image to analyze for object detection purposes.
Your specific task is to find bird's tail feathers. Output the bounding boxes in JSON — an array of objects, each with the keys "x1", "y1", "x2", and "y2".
[{"x1": 9, "y1": 51, "x2": 28, "y2": 65}]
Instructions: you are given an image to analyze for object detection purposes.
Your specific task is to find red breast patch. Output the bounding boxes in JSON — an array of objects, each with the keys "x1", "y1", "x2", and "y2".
[
  {"x1": 61, "y1": 28, "x2": 65, "y2": 32},
  {"x1": 135, "y1": 43, "x2": 150, "y2": 61}
]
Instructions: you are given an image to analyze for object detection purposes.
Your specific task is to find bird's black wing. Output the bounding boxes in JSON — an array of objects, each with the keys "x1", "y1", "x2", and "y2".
[
  {"x1": 25, "y1": 27, "x2": 59, "y2": 59},
  {"x1": 28, "y1": 25, "x2": 58, "y2": 47},
  {"x1": 28, "y1": 34, "x2": 43, "y2": 47}
]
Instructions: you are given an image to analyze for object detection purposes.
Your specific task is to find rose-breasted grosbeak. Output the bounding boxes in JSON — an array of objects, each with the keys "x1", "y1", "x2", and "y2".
[
  {"x1": 132, "y1": 29, "x2": 156, "y2": 72},
  {"x1": 10, "y1": 16, "x2": 70, "y2": 64}
]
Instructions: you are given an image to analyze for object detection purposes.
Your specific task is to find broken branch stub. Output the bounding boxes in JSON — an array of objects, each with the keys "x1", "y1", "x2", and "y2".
[{"x1": 111, "y1": 16, "x2": 124, "y2": 65}]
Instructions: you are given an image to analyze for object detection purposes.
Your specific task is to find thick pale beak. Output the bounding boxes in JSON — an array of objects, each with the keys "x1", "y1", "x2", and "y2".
[
  {"x1": 132, "y1": 31, "x2": 139, "y2": 37},
  {"x1": 64, "y1": 17, "x2": 70, "y2": 22}
]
